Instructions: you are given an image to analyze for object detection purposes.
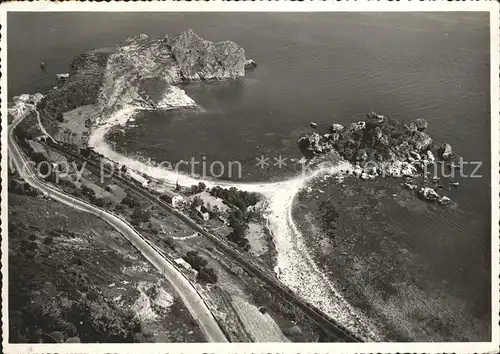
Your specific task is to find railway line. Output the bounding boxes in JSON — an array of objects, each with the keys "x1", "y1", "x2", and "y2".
[
  {"x1": 44, "y1": 141, "x2": 365, "y2": 343},
  {"x1": 8, "y1": 118, "x2": 228, "y2": 343}
]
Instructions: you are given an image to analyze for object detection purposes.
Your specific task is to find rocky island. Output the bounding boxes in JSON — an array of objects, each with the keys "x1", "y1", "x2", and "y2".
[{"x1": 297, "y1": 112, "x2": 457, "y2": 204}]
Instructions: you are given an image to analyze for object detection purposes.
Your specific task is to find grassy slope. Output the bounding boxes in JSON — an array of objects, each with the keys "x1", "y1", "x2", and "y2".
[{"x1": 8, "y1": 193, "x2": 204, "y2": 343}]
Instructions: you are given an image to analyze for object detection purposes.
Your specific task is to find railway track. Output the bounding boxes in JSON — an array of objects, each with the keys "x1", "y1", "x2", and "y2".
[
  {"x1": 44, "y1": 141, "x2": 365, "y2": 343},
  {"x1": 9, "y1": 123, "x2": 228, "y2": 342}
]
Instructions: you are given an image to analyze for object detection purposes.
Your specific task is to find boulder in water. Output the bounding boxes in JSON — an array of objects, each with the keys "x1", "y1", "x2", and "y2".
[
  {"x1": 330, "y1": 123, "x2": 344, "y2": 133},
  {"x1": 414, "y1": 118, "x2": 428, "y2": 132},
  {"x1": 403, "y1": 182, "x2": 418, "y2": 191},
  {"x1": 438, "y1": 196, "x2": 451, "y2": 205},
  {"x1": 438, "y1": 143, "x2": 453, "y2": 160},
  {"x1": 245, "y1": 58, "x2": 257, "y2": 68},
  {"x1": 418, "y1": 187, "x2": 440, "y2": 201}
]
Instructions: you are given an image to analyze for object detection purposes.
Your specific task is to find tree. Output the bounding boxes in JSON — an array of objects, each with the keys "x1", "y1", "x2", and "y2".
[
  {"x1": 49, "y1": 331, "x2": 64, "y2": 343},
  {"x1": 163, "y1": 236, "x2": 175, "y2": 249},
  {"x1": 209, "y1": 205, "x2": 221, "y2": 218},
  {"x1": 189, "y1": 185, "x2": 199, "y2": 195},
  {"x1": 209, "y1": 186, "x2": 259, "y2": 211},
  {"x1": 198, "y1": 267, "x2": 218, "y2": 284},
  {"x1": 115, "y1": 203, "x2": 126, "y2": 212},
  {"x1": 149, "y1": 222, "x2": 160, "y2": 234},
  {"x1": 183, "y1": 251, "x2": 208, "y2": 271},
  {"x1": 132, "y1": 207, "x2": 151, "y2": 223},
  {"x1": 121, "y1": 194, "x2": 136, "y2": 208},
  {"x1": 70, "y1": 188, "x2": 81, "y2": 198},
  {"x1": 20, "y1": 240, "x2": 37, "y2": 253},
  {"x1": 81, "y1": 185, "x2": 94, "y2": 198},
  {"x1": 60, "y1": 321, "x2": 77, "y2": 338},
  {"x1": 93, "y1": 198, "x2": 105, "y2": 208},
  {"x1": 190, "y1": 196, "x2": 203, "y2": 210}
]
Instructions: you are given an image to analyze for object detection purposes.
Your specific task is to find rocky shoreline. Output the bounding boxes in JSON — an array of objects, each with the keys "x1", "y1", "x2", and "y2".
[
  {"x1": 25, "y1": 29, "x2": 251, "y2": 141},
  {"x1": 298, "y1": 112, "x2": 459, "y2": 204}
]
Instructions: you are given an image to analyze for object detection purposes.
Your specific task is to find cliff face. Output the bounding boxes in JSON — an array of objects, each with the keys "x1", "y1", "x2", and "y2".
[
  {"x1": 37, "y1": 30, "x2": 247, "y2": 121},
  {"x1": 168, "y1": 29, "x2": 246, "y2": 81},
  {"x1": 38, "y1": 50, "x2": 111, "y2": 122},
  {"x1": 98, "y1": 30, "x2": 246, "y2": 114}
]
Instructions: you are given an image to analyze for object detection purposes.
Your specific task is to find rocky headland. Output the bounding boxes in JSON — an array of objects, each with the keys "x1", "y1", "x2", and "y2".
[
  {"x1": 298, "y1": 112, "x2": 458, "y2": 204},
  {"x1": 25, "y1": 30, "x2": 249, "y2": 139}
]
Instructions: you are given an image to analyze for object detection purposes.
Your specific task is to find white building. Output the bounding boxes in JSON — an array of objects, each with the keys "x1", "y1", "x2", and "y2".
[
  {"x1": 174, "y1": 258, "x2": 192, "y2": 269},
  {"x1": 173, "y1": 258, "x2": 199, "y2": 282},
  {"x1": 126, "y1": 170, "x2": 149, "y2": 187}
]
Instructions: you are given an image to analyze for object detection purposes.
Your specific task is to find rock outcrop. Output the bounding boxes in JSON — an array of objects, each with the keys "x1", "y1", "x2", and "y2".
[
  {"x1": 297, "y1": 112, "x2": 457, "y2": 196},
  {"x1": 34, "y1": 30, "x2": 250, "y2": 127},
  {"x1": 411, "y1": 131, "x2": 433, "y2": 152},
  {"x1": 56, "y1": 73, "x2": 69, "y2": 82},
  {"x1": 167, "y1": 29, "x2": 246, "y2": 81},
  {"x1": 418, "y1": 187, "x2": 439, "y2": 201},
  {"x1": 414, "y1": 117, "x2": 428, "y2": 132},
  {"x1": 330, "y1": 124, "x2": 344, "y2": 133},
  {"x1": 438, "y1": 143, "x2": 454, "y2": 160},
  {"x1": 38, "y1": 50, "x2": 111, "y2": 120},
  {"x1": 245, "y1": 59, "x2": 257, "y2": 68},
  {"x1": 418, "y1": 187, "x2": 452, "y2": 205},
  {"x1": 298, "y1": 112, "x2": 436, "y2": 167},
  {"x1": 438, "y1": 196, "x2": 452, "y2": 205}
]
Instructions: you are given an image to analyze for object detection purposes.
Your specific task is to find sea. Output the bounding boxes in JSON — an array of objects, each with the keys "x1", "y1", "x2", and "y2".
[{"x1": 8, "y1": 12, "x2": 492, "y2": 340}]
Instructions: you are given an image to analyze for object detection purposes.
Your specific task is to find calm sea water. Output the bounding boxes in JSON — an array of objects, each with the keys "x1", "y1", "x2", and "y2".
[{"x1": 8, "y1": 12, "x2": 492, "y2": 338}]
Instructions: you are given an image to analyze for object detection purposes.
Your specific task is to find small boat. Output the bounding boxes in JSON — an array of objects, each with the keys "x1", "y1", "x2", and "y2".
[
  {"x1": 40, "y1": 61, "x2": 46, "y2": 71},
  {"x1": 450, "y1": 181, "x2": 460, "y2": 187}
]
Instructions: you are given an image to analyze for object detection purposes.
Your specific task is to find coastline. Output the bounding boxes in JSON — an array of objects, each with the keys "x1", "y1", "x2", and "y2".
[
  {"x1": 291, "y1": 175, "x2": 492, "y2": 341},
  {"x1": 87, "y1": 107, "x2": 380, "y2": 340}
]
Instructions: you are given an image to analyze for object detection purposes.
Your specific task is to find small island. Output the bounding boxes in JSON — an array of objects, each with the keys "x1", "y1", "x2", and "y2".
[{"x1": 297, "y1": 112, "x2": 457, "y2": 204}]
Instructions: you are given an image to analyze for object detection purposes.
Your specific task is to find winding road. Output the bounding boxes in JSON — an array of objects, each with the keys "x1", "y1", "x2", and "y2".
[
  {"x1": 46, "y1": 139, "x2": 365, "y2": 342},
  {"x1": 8, "y1": 111, "x2": 228, "y2": 343}
]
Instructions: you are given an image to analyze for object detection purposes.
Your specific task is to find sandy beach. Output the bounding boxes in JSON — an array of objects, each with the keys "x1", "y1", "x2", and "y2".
[{"x1": 87, "y1": 105, "x2": 379, "y2": 340}]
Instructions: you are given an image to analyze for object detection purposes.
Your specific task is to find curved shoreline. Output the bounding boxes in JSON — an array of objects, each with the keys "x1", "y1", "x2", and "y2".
[{"x1": 88, "y1": 106, "x2": 380, "y2": 340}]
